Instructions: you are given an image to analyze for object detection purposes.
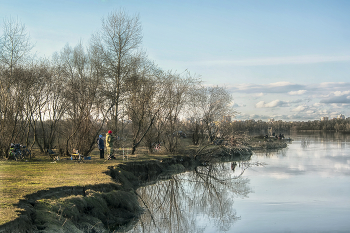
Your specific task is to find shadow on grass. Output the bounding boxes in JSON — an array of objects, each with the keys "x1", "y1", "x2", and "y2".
[{"x1": 0, "y1": 147, "x2": 254, "y2": 233}]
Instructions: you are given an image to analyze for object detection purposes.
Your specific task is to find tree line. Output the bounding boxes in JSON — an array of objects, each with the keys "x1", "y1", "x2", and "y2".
[
  {"x1": 228, "y1": 118, "x2": 350, "y2": 134},
  {"x1": 0, "y1": 11, "x2": 234, "y2": 158}
]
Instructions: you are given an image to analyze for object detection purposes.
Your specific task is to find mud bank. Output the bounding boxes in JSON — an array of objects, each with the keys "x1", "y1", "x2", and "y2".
[
  {"x1": 0, "y1": 146, "x2": 255, "y2": 233},
  {"x1": 248, "y1": 140, "x2": 288, "y2": 151}
]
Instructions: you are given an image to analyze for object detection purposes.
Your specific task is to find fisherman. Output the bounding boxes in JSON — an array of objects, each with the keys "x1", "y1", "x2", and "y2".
[
  {"x1": 97, "y1": 134, "x2": 104, "y2": 159},
  {"x1": 106, "y1": 130, "x2": 114, "y2": 159}
]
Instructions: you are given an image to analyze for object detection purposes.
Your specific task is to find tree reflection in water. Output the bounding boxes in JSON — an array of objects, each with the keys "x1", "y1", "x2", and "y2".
[{"x1": 127, "y1": 161, "x2": 258, "y2": 233}]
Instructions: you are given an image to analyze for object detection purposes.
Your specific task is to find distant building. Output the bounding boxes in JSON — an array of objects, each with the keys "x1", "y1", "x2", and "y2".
[
  {"x1": 337, "y1": 114, "x2": 345, "y2": 120},
  {"x1": 321, "y1": 117, "x2": 328, "y2": 121},
  {"x1": 268, "y1": 118, "x2": 274, "y2": 123}
]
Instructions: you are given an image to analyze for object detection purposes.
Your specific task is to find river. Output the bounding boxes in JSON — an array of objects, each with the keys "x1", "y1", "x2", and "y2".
[{"x1": 123, "y1": 132, "x2": 350, "y2": 233}]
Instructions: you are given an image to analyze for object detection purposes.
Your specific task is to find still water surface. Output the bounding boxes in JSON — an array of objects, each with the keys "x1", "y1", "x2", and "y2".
[{"x1": 126, "y1": 132, "x2": 350, "y2": 233}]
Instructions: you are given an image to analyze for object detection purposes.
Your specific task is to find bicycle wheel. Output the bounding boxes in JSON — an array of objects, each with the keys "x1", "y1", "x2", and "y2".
[
  {"x1": 17, "y1": 151, "x2": 24, "y2": 160},
  {"x1": 24, "y1": 149, "x2": 31, "y2": 159},
  {"x1": 12, "y1": 151, "x2": 19, "y2": 161}
]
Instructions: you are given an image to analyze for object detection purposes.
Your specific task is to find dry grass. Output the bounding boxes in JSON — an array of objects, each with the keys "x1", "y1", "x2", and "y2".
[
  {"x1": 0, "y1": 147, "x2": 173, "y2": 226},
  {"x1": 0, "y1": 161, "x2": 110, "y2": 225},
  {"x1": 0, "y1": 135, "x2": 285, "y2": 227}
]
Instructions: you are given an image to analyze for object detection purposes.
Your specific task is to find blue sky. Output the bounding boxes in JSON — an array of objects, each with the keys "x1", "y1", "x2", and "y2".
[{"x1": 1, "y1": 0, "x2": 350, "y2": 121}]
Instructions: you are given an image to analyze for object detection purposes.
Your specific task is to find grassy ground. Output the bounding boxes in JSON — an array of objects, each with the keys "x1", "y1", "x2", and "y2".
[
  {"x1": 0, "y1": 147, "x2": 172, "y2": 226},
  {"x1": 0, "y1": 136, "x2": 262, "y2": 226}
]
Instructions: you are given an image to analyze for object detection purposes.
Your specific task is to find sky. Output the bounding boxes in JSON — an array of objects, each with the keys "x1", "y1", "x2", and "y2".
[{"x1": 1, "y1": 0, "x2": 350, "y2": 121}]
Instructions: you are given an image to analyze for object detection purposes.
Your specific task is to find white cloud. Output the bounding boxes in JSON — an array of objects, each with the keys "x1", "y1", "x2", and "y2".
[
  {"x1": 333, "y1": 91, "x2": 350, "y2": 96},
  {"x1": 318, "y1": 109, "x2": 330, "y2": 115},
  {"x1": 235, "y1": 113, "x2": 272, "y2": 121},
  {"x1": 230, "y1": 82, "x2": 350, "y2": 121},
  {"x1": 330, "y1": 112, "x2": 341, "y2": 118},
  {"x1": 265, "y1": 100, "x2": 282, "y2": 107},
  {"x1": 232, "y1": 83, "x2": 260, "y2": 91},
  {"x1": 319, "y1": 82, "x2": 347, "y2": 88},
  {"x1": 255, "y1": 101, "x2": 266, "y2": 108},
  {"x1": 321, "y1": 95, "x2": 350, "y2": 104},
  {"x1": 230, "y1": 101, "x2": 246, "y2": 108},
  {"x1": 269, "y1": 82, "x2": 294, "y2": 87},
  {"x1": 288, "y1": 90, "x2": 307, "y2": 95},
  {"x1": 228, "y1": 82, "x2": 305, "y2": 94},
  {"x1": 331, "y1": 103, "x2": 342, "y2": 108},
  {"x1": 255, "y1": 100, "x2": 288, "y2": 108},
  {"x1": 292, "y1": 105, "x2": 307, "y2": 112}
]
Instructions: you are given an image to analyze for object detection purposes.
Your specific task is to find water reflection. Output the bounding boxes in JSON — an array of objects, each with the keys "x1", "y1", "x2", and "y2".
[
  {"x1": 126, "y1": 162, "x2": 253, "y2": 233},
  {"x1": 290, "y1": 131, "x2": 350, "y2": 143},
  {"x1": 124, "y1": 132, "x2": 350, "y2": 232},
  {"x1": 232, "y1": 132, "x2": 350, "y2": 233},
  {"x1": 255, "y1": 147, "x2": 288, "y2": 158},
  {"x1": 301, "y1": 139, "x2": 311, "y2": 148}
]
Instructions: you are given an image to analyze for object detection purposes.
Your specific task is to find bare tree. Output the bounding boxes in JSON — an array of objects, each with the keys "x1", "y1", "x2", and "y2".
[
  {"x1": 34, "y1": 58, "x2": 67, "y2": 153},
  {"x1": 124, "y1": 56, "x2": 163, "y2": 154},
  {"x1": 159, "y1": 72, "x2": 198, "y2": 153},
  {"x1": 190, "y1": 86, "x2": 235, "y2": 143},
  {"x1": 0, "y1": 17, "x2": 33, "y2": 75},
  {"x1": 0, "y1": 17, "x2": 34, "y2": 157},
  {"x1": 91, "y1": 10, "x2": 142, "y2": 137},
  {"x1": 54, "y1": 42, "x2": 106, "y2": 156},
  {"x1": 0, "y1": 67, "x2": 26, "y2": 157},
  {"x1": 20, "y1": 61, "x2": 51, "y2": 156}
]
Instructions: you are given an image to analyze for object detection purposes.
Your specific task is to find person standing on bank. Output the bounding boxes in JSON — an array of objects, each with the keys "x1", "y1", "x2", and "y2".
[
  {"x1": 106, "y1": 130, "x2": 114, "y2": 159},
  {"x1": 98, "y1": 134, "x2": 104, "y2": 159}
]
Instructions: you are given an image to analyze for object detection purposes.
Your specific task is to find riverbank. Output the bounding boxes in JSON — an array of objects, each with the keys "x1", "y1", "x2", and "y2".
[
  {"x1": 248, "y1": 139, "x2": 289, "y2": 150},
  {"x1": 0, "y1": 140, "x2": 287, "y2": 232}
]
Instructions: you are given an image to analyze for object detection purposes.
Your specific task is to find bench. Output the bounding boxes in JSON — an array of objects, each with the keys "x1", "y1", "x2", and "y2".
[
  {"x1": 71, "y1": 149, "x2": 83, "y2": 160},
  {"x1": 47, "y1": 149, "x2": 59, "y2": 160}
]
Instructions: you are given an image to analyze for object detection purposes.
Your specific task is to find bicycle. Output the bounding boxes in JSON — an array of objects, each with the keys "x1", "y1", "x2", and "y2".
[{"x1": 8, "y1": 143, "x2": 31, "y2": 161}]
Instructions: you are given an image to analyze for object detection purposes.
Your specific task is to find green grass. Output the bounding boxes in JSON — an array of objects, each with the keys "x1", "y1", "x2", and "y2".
[
  {"x1": 0, "y1": 137, "x2": 219, "y2": 226},
  {"x1": 0, "y1": 138, "x2": 269, "y2": 227},
  {"x1": 0, "y1": 147, "x2": 173, "y2": 226}
]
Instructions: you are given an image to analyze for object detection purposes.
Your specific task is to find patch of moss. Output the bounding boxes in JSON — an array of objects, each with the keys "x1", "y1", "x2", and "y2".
[{"x1": 27, "y1": 188, "x2": 141, "y2": 232}]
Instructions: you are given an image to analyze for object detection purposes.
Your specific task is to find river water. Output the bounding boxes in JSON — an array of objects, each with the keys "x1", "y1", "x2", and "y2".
[{"x1": 125, "y1": 132, "x2": 350, "y2": 233}]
